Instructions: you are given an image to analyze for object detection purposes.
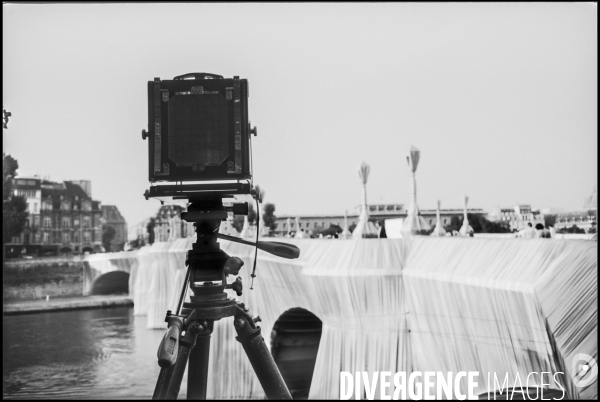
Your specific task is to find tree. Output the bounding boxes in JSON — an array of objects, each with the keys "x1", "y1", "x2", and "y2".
[
  {"x1": 262, "y1": 203, "x2": 278, "y2": 233},
  {"x1": 3, "y1": 153, "x2": 18, "y2": 200},
  {"x1": 558, "y1": 224, "x2": 586, "y2": 234},
  {"x1": 231, "y1": 215, "x2": 245, "y2": 233},
  {"x1": 314, "y1": 223, "x2": 343, "y2": 237},
  {"x1": 478, "y1": 215, "x2": 512, "y2": 233},
  {"x1": 146, "y1": 217, "x2": 156, "y2": 244},
  {"x1": 230, "y1": 203, "x2": 256, "y2": 233},
  {"x1": 544, "y1": 214, "x2": 557, "y2": 229},
  {"x1": 450, "y1": 215, "x2": 462, "y2": 232},
  {"x1": 447, "y1": 213, "x2": 487, "y2": 233},
  {"x1": 3, "y1": 153, "x2": 29, "y2": 245},
  {"x1": 102, "y1": 225, "x2": 116, "y2": 252},
  {"x1": 247, "y1": 202, "x2": 256, "y2": 225}
]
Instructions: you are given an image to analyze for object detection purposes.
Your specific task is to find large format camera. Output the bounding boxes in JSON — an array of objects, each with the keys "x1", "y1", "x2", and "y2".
[{"x1": 142, "y1": 73, "x2": 257, "y2": 202}]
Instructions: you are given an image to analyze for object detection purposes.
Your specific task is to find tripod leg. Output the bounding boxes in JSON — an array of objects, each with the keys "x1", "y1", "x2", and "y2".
[
  {"x1": 153, "y1": 365, "x2": 175, "y2": 400},
  {"x1": 187, "y1": 320, "x2": 214, "y2": 399},
  {"x1": 157, "y1": 323, "x2": 200, "y2": 400},
  {"x1": 165, "y1": 322, "x2": 199, "y2": 399},
  {"x1": 234, "y1": 315, "x2": 292, "y2": 399}
]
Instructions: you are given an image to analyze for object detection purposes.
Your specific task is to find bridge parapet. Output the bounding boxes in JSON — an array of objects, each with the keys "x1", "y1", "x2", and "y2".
[
  {"x1": 83, "y1": 251, "x2": 138, "y2": 296},
  {"x1": 84, "y1": 237, "x2": 597, "y2": 400}
]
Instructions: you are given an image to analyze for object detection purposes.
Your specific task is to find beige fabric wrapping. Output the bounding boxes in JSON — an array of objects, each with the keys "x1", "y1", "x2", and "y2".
[{"x1": 87, "y1": 238, "x2": 597, "y2": 399}]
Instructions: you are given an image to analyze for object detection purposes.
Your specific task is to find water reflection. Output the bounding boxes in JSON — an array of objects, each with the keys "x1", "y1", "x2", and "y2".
[{"x1": 3, "y1": 307, "x2": 188, "y2": 399}]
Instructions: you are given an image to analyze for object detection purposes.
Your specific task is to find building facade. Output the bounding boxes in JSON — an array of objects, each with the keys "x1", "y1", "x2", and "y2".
[
  {"x1": 273, "y1": 204, "x2": 487, "y2": 236},
  {"x1": 554, "y1": 211, "x2": 596, "y2": 231},
  {"x1": 5, "y1": 177, "x2": 104, "y2": 257},
  {"x1": 488, "y1": 204, "x2": 545, "y2": 231}
]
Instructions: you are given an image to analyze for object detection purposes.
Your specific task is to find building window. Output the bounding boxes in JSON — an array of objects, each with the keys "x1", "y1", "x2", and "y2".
[
  {"x1": 12, "y1": 236, "x2": 20, "y2": 243},
  {"x1": 43, "y1": 232, "x2": 49, "y2": 243},
  {"x1": 283, "y1": 223, "x2": 286, "y2": 229},
  {"x1": 34, "y1": 232, "x2": 41, "y2": 243},
  {"x1": 84, "y1": 231, "x2": 91, "y2": 242},
  {"x1": 83, "y1": 217, "x2": 90, "y2": 228},
  {"x1": 443, "y1": 219, "x2": 447, "y2": 224},
  {"x1": 25, "y1": 219, "x2": 30, "y2": 228},
  {"x1": 74, "y1": 233, "x2": 80, "y2": 242},
  {"x1": 43, "y1": 217, "x2": 51, "y2": 228},
  {"x1": 34, "y1": 203, "x2": 38, "y2": 213},
  {"x1": 62, "y1": 218, "x2": 70, "y2": 228},
  {"x1": 43, "y1": 200, "x2": 52, "y2": 211},
  {"x1": 74, "y1": 219, "x2": 80, "y2": 227},
  {"x1": 63, "y1": 233, "x2": 70, "y2": 243}
]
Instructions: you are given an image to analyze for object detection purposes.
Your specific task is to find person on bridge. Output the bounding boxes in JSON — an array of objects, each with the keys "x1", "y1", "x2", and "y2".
[
  {"x1": 548, "y1": 224, "x2": 557, "y2": 238},
  {"x1": 519, "y1": 223, "x2": 535, "y2": 238}
]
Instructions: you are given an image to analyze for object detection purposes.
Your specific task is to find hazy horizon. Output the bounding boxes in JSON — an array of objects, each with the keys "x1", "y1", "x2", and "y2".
[{"x1": 3, "y1": 3, "x2": 597, "y2": 228}]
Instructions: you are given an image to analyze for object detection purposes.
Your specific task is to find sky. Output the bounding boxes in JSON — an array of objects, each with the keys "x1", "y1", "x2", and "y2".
[{"x1": 3, "y1": 3, "x2": 597, "y2": 228}]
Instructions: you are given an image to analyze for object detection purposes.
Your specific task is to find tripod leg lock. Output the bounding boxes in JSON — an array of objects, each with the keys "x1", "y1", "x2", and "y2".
[
  {"x1": 157, "y1": 316, "x2": 184, "y2": 369},
  {"x1": 234, "y1": 316, "x2": 262, "y2": 342}
]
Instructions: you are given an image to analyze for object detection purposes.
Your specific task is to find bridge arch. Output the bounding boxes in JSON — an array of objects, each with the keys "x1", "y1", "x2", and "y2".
[
  {"x1": 270, "y1": 308, "x2": 323, "y2": 399},
  {"x1": 90, "y1": 271, "x2": 130, "y2": 295}
]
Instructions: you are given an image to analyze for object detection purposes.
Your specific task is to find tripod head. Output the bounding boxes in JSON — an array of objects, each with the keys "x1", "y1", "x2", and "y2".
[{"x1": 181, "y1": 197, "x2": 300, "y2": 299}]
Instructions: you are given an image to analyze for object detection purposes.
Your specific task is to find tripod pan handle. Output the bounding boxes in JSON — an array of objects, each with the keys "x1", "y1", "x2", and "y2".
[
  {"x1": 257, "y1": 241, "x2": 300, "y2": 259},
  {"x1": 216, "y1": 233, "x2": 301, "y2": 259},
  {"x1": 157, "y1": 317, "x2": 183, "y2": 368}
]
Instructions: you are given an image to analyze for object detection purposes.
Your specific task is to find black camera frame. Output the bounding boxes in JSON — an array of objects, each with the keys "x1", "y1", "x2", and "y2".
[{"x1": 145, "y1": 73, "x2": 253, "y2": 186}]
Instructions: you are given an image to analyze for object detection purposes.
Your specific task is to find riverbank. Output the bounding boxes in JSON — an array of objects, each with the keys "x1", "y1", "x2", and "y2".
[{"x1": 3, "y1": 294, "x2": 133, "y2": 315}]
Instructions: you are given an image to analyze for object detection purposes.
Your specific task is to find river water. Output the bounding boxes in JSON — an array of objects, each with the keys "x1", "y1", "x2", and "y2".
[{"x1": 3, "y1": 307, "x2": 189, "y2": 399}]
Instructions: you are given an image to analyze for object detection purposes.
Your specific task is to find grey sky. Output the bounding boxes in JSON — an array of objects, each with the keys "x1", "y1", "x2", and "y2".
[{"x1": 3, "y1": 3, "x2": 597, "y2": 228}]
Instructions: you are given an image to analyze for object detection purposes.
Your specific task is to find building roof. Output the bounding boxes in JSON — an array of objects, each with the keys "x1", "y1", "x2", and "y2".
[
  {"x1": 102, "y1": 205, "x2": 126, "y2": 223},
  {"x1": 64, "y1": 181, "x2": 92, "y2": 201},
  {"x1": 276, "y1": 214, "x2": 360, "y2": 220},
  {"x1": 40, "y1": 180, "x2": 100, "y2": 210},
  {"x1": 557, "y1": 211, "x2": 596, "y2": 220}
]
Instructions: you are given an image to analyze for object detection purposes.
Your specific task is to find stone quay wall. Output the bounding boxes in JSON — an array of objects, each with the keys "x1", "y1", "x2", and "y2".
[{"x1": 3, "y1": 257, "x2": 85, "y2": 300}]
